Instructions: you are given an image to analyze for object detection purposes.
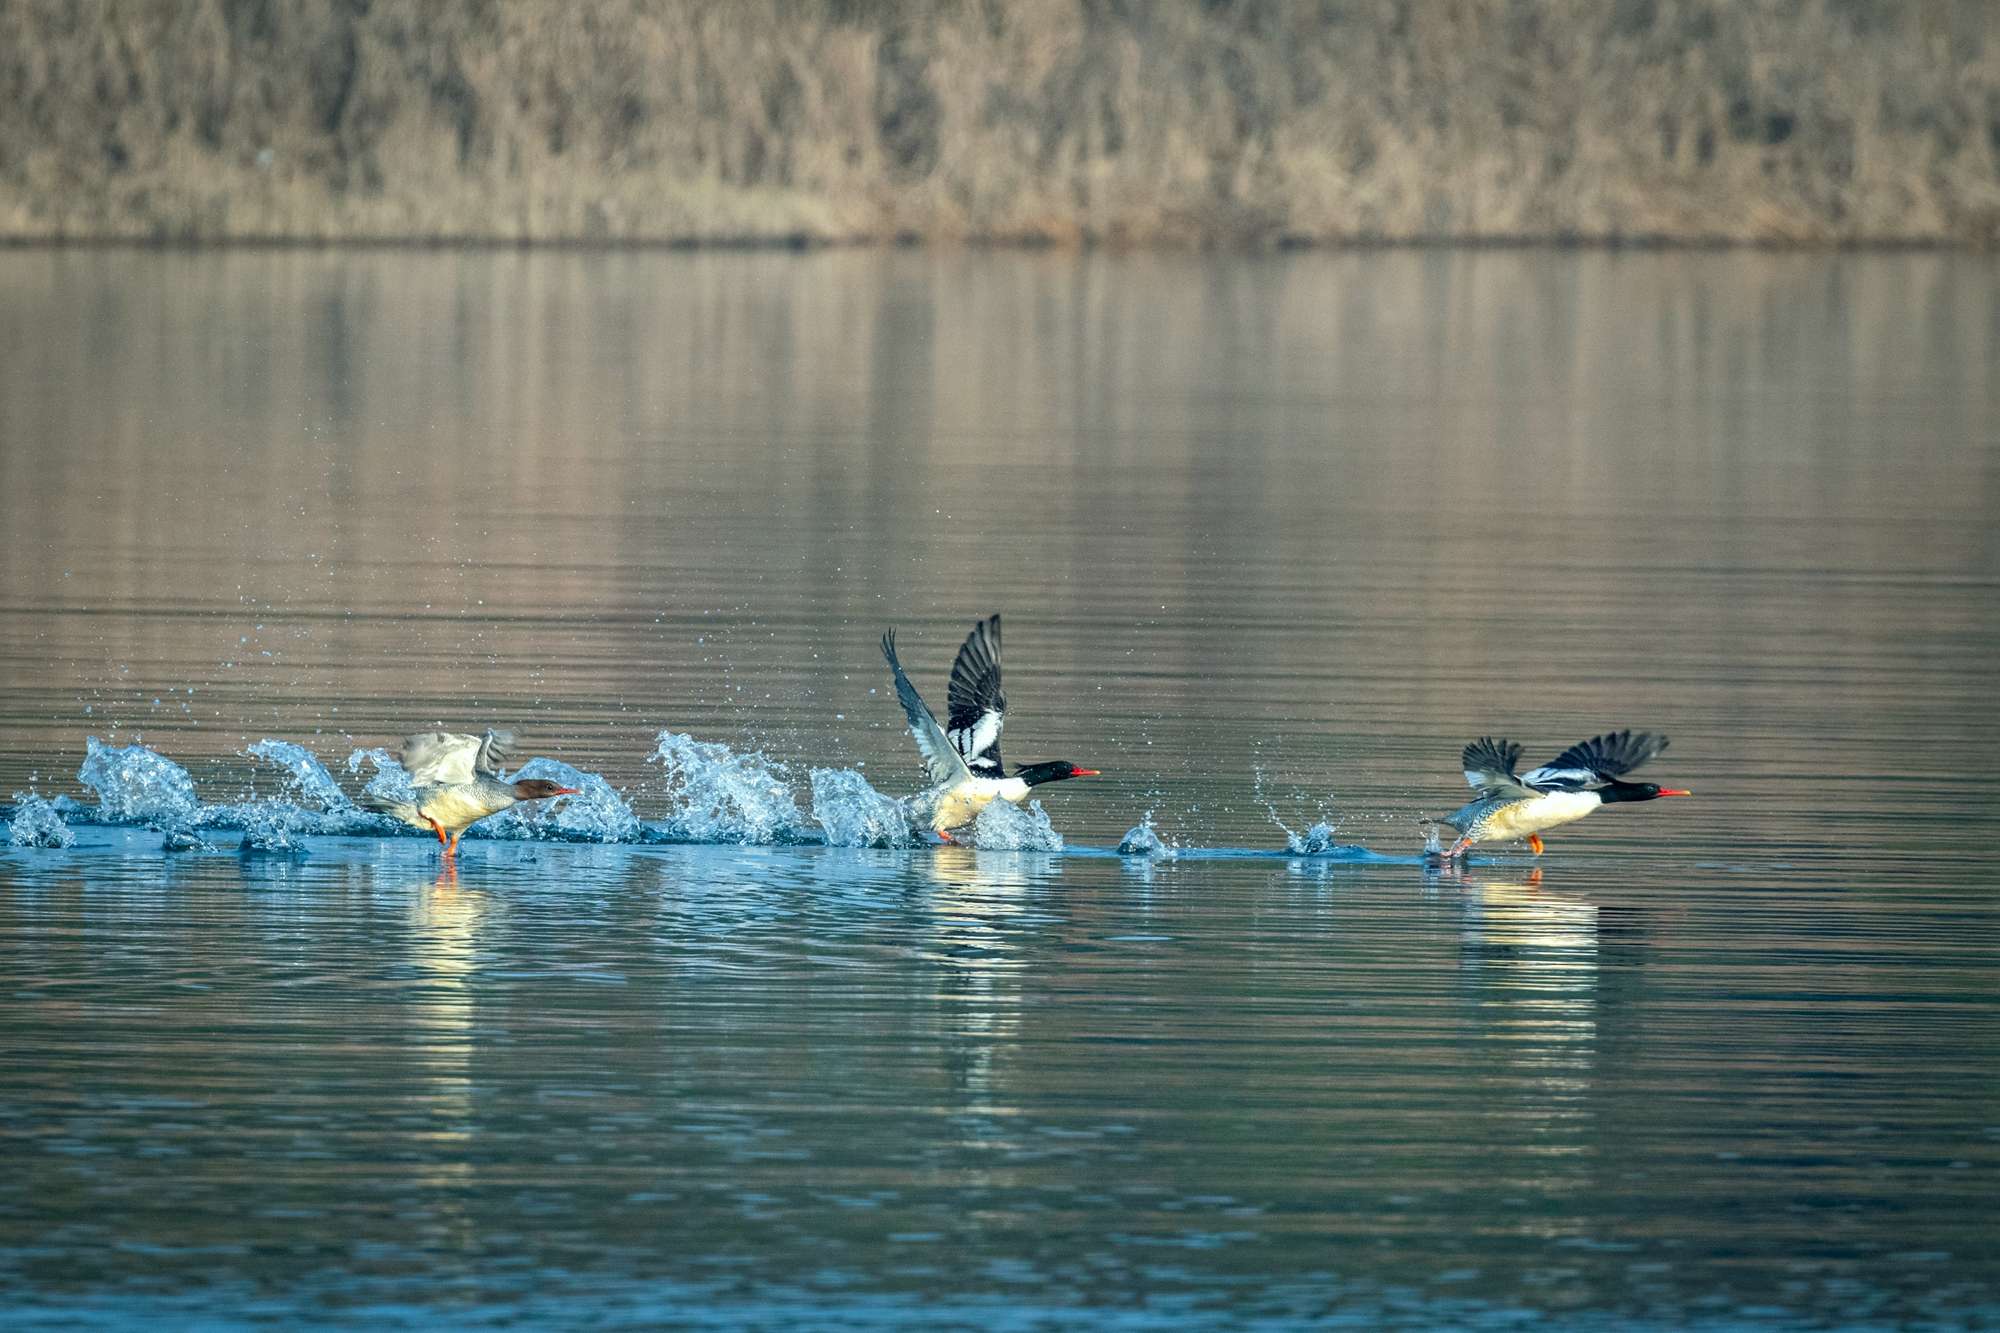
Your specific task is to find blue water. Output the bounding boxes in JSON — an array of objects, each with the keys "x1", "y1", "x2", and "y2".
[
  {"x1": 6, "y1": 820, "x2": 1995, "y2": 1330},
  {"x1": 3, "y1": 247, "x2": 1998, "y2": 1328}
]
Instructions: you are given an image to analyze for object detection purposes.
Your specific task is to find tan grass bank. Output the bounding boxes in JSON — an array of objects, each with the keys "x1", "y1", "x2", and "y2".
[{"x1": 3, "y1": 0, "x2": 1997, "y2": 246}]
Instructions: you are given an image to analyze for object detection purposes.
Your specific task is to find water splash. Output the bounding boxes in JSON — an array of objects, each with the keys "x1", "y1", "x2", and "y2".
[
  {"x1": 648, "y1": 731, "x2": 814, "y2": 844},
  {"x1": 77, "y1": 737, "x2": 202, "y2": 829},
  {"x1": 1284, "y1": 821, "x2": 1347, "y2": 855},
  {"x1": 46, "y1": 795, "x2": 92, "y2": 821},
  {"x1": 1117, "y1": 811, "x2": 1178, "y2": 859},
  {"x1": 245, "y1": 739, "x2": 354, "y2": 812},
  {"x1": 45, "y1": 731, "x2": 1102, "y2": 853},
  {"x1": 228, "y1": 738, "x2": 360, "y2": 850},
  {"x1": 7, "y1": 793, "x2": 74, "y2": 849},
  {"x1": 345, "y1": 746, "x2": 418, "y2": 812},
  {"x1": 969, "y1": 798, "x2": 1063, "y2": 852},
  {"x1": 481, "y1": 758, "x2": 640, "y2": 843},
  {"x1": 236, "y1": 800, "x2": 312, "y2": 855},
  {"x1": 1252, "y1": 764, "x2": 1355, "y2": 856},
  {"x1": 810, "y1": 768, "x2": 921, "y2": 848}
]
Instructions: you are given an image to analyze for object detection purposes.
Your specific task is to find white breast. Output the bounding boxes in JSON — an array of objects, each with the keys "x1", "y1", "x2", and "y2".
[
  {"x1": 929, "y1": 776, "x2": 1029, "y2": 832},
  {"x1": 1487, "y1": 790, "x2": 1602, "y2": 840},
  {"x1": 418, "y1": 783, "x2": 516, "y2": 834}
]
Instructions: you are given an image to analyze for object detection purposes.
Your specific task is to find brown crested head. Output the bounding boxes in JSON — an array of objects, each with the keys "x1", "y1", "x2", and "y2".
[{"x1": 512, "y1": 779, "x2": 581, "y2": 801}]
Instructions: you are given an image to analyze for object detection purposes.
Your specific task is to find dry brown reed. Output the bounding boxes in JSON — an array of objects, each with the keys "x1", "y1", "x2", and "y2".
[{"x1": 2, "y1": 0, "x2": 1996, "y2": 246}]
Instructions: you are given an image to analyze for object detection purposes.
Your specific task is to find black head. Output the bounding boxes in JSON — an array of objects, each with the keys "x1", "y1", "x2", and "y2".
[
  {"x1": 512, "y1": 779, "x2": 582, "y2": 802},
  {"x1": 1598, "y1": 780, "x2": 1692, "y2": 805},
  {"x1": 1014, "y1": 761, "x2": 1100, "y2": 788}
]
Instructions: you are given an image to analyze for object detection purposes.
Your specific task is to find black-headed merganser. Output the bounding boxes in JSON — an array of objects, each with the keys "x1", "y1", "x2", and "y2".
[
  {"x1": 880, "y1": 614, "x2": 1098, "y2": 841},
  {"x1": 1432, "y1": 730, "x2": 1690, "y2": 861},
  {"x1": 362, "y1": 730, "x2": 578, "y2": 859}
]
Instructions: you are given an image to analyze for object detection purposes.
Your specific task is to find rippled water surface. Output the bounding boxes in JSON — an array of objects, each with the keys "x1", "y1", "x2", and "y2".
[{"x1": 2, "y1": 248, "x2": 1997, "y2": 1328}]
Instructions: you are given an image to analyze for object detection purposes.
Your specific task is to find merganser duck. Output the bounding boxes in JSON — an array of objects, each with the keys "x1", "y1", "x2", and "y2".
[
  {"x1": 880, "y1": 614, "x2": 1098, "y2": 841},
  {"x1": 362, "y1": 730, "x2": 579, "y2": 860},
  {"x1": 1432, "y1": 730, "x2": 1690, "y2": 861}
]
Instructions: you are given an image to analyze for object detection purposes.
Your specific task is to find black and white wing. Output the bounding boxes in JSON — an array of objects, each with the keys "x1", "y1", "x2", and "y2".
[
  {"x1": 1461, "y1": 737, "x2": 1527, "y2": 795},
  {"x1": 882, "y1": 629, "x2": 973, "y2": 790},
  {"x1": 944, "y1": 614, "x2": 1007, "y2": 776},
  {"x1": 1522, "y1": 730, "x2": 1667, "y2": 790}
]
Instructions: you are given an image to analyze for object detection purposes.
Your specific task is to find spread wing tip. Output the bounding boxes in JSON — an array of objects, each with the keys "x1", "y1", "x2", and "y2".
[
  {"x1": 946, "y1": 614, "x2": 1007, "y2": 736},
  {"x1": 1546, "y1": 729, "x2": 1670, "y2": 781},
  {"x1": 1460, "y1": 734, "x2": 1521, "y2": 780}
]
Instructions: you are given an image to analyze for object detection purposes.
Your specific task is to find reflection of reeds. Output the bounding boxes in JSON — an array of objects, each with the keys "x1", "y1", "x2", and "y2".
[{"x1": 3, "y1": 1, "x2": 1995, "y2": 246}]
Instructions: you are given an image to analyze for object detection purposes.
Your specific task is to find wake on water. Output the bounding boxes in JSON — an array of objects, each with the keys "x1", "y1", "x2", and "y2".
[{"x1": 4, "y1": 732, "x2": 1389, "y2": 861}]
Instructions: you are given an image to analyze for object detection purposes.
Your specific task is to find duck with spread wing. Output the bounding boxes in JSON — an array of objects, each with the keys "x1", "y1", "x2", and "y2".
[
  {"x1": 362, "y1": 729, "x2": 578, "y2": 860},
  {"x1": 1432, "y1": 729, "x2": 1690, "y2": 861},
  {"x1": 880, "y1": 614, "x2": 1098, "y2": 842}
]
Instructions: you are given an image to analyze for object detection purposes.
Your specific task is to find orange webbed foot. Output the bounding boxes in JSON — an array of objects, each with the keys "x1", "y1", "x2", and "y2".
[{"x1": 1527, "y1": 834, "x2": 1545, "y2": 855}]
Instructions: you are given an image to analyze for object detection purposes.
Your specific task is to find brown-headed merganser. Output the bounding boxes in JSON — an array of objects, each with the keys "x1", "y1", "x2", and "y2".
[
  {"x1": 362, "y1": 729, "x2": 578, "y2": 860},
  {"x1": 880, "y1": 614, "x2": 1098, "y2": 841},
  {"x1": 1432, "y1": 730, "x2": 1690, "y2": 861}
]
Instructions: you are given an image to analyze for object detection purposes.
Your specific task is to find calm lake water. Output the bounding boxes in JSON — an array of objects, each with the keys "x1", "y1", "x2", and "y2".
[{"x1": 1, "y1": 247, "x2": 1997, "y2": 1329}]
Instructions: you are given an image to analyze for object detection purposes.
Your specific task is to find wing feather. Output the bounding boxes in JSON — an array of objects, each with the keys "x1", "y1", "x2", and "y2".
[
  {"x1": 474, "y1": 729, "x2": 516, "y2": 777},
  {"x1": 951, "y1": 709, "x2": 1005, "y2": 776},
  {"x1": 398, "y1": 729, "x2": 516, "y2": 785},
  {"x1": 1524, "y1": 730, "x2": 1667, "y2": 788},
  {"x1": 944, "y1": 614, "x2": 1006, "y2": 774},
  {"x1": 1516, "y1": 764, "x2": 1598, "y2": 791},
  {"x1": 399, "y1": 732, "x2": 483, "y2": 786},
  {"x1": 882, "y1": 629, "x2": 972, "y2": 789},
  {"x1": 1461, "y1": 737, "x2": 1524, "y2": 794}
]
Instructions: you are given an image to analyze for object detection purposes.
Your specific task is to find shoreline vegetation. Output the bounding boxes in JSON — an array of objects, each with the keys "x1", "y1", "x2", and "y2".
[{"x1": 4, "y1": 1, "x2": 1998, "y2": 249}]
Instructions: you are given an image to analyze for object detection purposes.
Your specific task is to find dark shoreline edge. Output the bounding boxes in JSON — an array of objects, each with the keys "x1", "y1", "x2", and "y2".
[{"x1": 0, "y1": 232, "x2": 1966, "y2": 254}]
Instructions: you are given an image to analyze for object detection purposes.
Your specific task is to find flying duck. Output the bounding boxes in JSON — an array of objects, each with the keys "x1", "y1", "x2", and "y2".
[
  {"x1": 880, "y1": 614, "x2": 1097, "y2": 841},
  {"x1": 362, "y1": 729, "x2": 578, "y2": 859},
  {"x1": 1432, "y1": 730, "x2": 1689, "y2": 861}
]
